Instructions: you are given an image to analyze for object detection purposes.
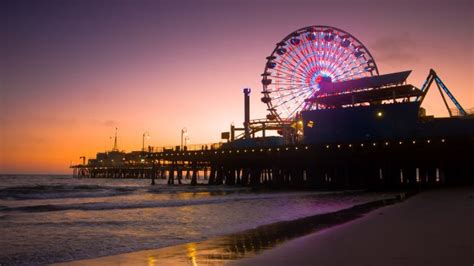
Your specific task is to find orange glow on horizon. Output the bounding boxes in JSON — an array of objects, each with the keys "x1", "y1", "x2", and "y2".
[{"x1": 1, "y1": 1, "x2": 472, "y2": 174}]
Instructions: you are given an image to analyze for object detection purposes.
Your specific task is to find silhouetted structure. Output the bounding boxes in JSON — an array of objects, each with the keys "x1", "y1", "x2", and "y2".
[
  {"x1": 71, "y1": 26, "x2": 474, "y2": 189},
  {"x1": 71, "y1": 69, "x2": 474, "y2": 188}
]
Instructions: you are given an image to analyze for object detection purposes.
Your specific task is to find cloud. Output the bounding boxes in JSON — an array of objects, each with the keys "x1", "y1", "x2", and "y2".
[{"x1": 370, "y1": 32, "x2": 421, "y2": 66}]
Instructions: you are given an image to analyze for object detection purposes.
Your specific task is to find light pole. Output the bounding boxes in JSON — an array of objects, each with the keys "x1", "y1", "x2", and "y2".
[
  {"x1": 180, "y1": 127, "x2": 187, "y2": 151},
  {"x1": 142, "y1": 131, "x2": 150, "y2": 152},
  {"x1": 185, "y1": 136, "x2": 190, "y2": 148}
]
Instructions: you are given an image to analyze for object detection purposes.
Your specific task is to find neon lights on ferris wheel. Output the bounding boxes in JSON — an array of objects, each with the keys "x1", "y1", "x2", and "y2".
[{"x1": 262, "y1": 25, "x2": 379, "y2": 122}]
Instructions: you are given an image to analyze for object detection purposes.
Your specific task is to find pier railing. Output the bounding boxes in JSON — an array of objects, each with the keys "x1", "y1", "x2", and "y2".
[
  {"x1": 70, "y1": 136, "x2": 474, "y2": 188},
  {"x1": 147, "y1": 143, "x2": 224, "y2": 153}
]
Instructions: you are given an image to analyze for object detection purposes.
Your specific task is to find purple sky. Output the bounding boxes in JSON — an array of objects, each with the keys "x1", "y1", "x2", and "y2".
[{"x1": 1, "y1": 0, "x2": 473, "y2": 173}]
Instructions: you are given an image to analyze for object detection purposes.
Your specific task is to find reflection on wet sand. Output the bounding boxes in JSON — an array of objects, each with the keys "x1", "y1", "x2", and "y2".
[{"x1": 129, "y1": 193, "x2": 408, "y2": 266}]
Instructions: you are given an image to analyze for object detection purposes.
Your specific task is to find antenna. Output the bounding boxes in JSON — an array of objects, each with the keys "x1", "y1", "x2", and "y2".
[{"x1": 112, "y1": 127, "x2": 119, "y2": 151}]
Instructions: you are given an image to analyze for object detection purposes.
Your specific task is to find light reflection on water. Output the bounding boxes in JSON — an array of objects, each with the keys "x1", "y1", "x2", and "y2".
[
  {"x1": 0, "y1": 175, "x2": 398, "y2": 265},
  {"x1": 186, "y1": 243, "x2": 198, "y2": 266},
  {"x1": 65, "y1": 195, "x2": 404, "y2": 266}
]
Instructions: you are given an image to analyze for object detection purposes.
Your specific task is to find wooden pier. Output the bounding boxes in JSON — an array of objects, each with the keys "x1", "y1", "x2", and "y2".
[{"x1": 71, "y1": 135, "x2": 474, "y2": 189}]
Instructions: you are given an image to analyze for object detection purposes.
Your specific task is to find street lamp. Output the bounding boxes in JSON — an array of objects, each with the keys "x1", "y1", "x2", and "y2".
[
  {"x1": 142, "y1": 131, "x2": 150, "y2": 152},
  {"x1": 185, "y1": 136, "x2": 190, "y2": 148},
  {"x1": 181, "y1": 127, "x2": 187, "y2": 151}
]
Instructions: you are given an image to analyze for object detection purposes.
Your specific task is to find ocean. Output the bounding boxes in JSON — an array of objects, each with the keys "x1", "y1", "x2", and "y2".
[{"x1": 0, "y1": 175, "x2": 395, "y2": 265}]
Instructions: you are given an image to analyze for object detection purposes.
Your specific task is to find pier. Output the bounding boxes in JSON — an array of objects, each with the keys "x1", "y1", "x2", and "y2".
[
  {"x1": 71, "y1": 135, "x2": 473, "y2": 188},
  {"x1": 71, "y1": 26, "x2": 474, "y2": 189}
]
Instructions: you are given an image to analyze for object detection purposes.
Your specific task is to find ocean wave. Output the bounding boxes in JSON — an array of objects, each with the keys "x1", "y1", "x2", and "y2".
[
  {"x1": 0, "y1": 184, "x2": 138, "y2": 200},
  {"x1": 18, "y1": 220, "x2": 131, "y2": 227},
  {"x1": 0, "y1": 191, "x2": 334, "y2": 213},
  {"x1": 0, "y1": 183, "x2": 251, "y2": 201}
]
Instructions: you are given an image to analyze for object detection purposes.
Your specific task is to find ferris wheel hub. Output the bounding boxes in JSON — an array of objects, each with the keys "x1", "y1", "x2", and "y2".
[{"x1": 261, "y1": 25, "x2": 378, "y2": 123}]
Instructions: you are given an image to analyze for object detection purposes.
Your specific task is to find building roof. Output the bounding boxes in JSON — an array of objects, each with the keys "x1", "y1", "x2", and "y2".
[
  {"x1": 311, "y1": 85, "x2": 422, "y2": 106},
  {"x1": 319, "y1": 70, "x2": 412, "y2": 94}
]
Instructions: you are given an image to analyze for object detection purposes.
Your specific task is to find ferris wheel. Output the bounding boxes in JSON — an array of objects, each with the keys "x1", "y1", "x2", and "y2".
[{"x1": 261, "y1": 25, "x2": 379, "y2": 122}]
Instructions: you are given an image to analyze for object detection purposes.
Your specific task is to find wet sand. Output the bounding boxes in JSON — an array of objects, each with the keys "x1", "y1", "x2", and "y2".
[
  {"x1": 56, "y1": 192, "x2": 408, "y2": 265},
  {"x1": 56, "y1": 187, "x2": 473, "y2": 265},
  {"x1": 232, "y1": 187, "x2": 474, "y2": 266}
]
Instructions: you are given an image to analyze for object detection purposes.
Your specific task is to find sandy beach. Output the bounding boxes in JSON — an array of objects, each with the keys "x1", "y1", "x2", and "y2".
[
  {"x1": 232, "y1": 187, "x2": 474, "y2": 266},
  {"x1": 58, "y1": 187, "x2": 474, "y2": 266}
]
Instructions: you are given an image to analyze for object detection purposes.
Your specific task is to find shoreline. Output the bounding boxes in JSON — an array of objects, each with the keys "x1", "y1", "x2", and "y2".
[
  {"x1": 55, "y1": 191, "x2": 411, "y2": 265},
  {"x1": 232, "y1": 186, "x2": 474, "y2": 266}
]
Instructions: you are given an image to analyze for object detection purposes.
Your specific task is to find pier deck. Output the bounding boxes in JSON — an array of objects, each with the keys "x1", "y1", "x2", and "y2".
[{"x1": 71, "y1": 135, "x2": 473, "y2": 189}]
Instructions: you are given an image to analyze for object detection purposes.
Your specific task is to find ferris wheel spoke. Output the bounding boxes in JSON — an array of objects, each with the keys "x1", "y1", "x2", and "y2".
[
  {"x1": 300, "y1": 38, "x2": 320, "y2": 71},
  {"x1": 278, "y1": 56, "x2": 309, "y2": 79},
  {"x1": 285, "y1": 45, "x2": 311, "y2": 72},
  {"x1": 286, "y1": 92, "x2": 313, "y2": 117},
  {"x1": 277, "y1": 87, "x2": 313, "y2": 104},
  {"x1": 291, "y1": 38, "x2": 312, "y2": 72},
  {"x1": 334, "y1": 42, "x2": 352, "y2": 66},
  {"x1": 271, "y1": 87, "x2": 314, "y2": 99},
  {"x1": 333, "y1": 56, "x2": 362, "y2": 78},
  {"x1": 292, "y1": 40, "x2": 318, "y2": 73},
  {"x1": 292, "y1": 46, "x2": 313, "y2": 73},
  {"x1": 274, "y1": 65, "x2": 307, "y2": 80},
  {"x1": 271, "y1": 93, "x2": 299, "y2": 101},
  {"x1": 331, "y1": 49, "x2": 352, "y2": 75},
  {"x1": 300, "y1": 38, "x2": 338, "y2": 81},
  {"x1": 322, "y1": 43, "x2": 350, "y2": 78},
  {"x1": 263, "y1": 26, "x2": 377, "y2": 121},
  {"x1": 323, "y1": 38, "x2": 332, "y2": 68},
  {"x1": 282, "y1": 82, "x2": 314, "y2": 90},
  {"x1": 274, "y1": 70, "x2": 307, "y2": 80},
  {"x1": 285, "y1": 50, "x2": 312, "y2": 81},
  {"x1": 270, "y1": 80, "x2": 308, "y2": 86},
  {"x1": 278, "y1": 54, "x2": 300, "y2": 71},
  {"x1": 319, "y1": 39, "x2": 328, "y2": 68},
  {"x1": 305, "y1": 35, "x2": 321, "y2": 63},
  {"x1": 307, "y1": 37, "x2": 328, "y2": 73},
  {"x1": 310, "y1": 33, "x2": 325, "y2": 68},
  {"x1": 271, "y1": 88, "x2": 312, "y2": 110},
  {"x1": 326, "y1": 41, "x2": 338, "y2": 68},
  {"x1": 332, "y1": 53, "x2": 358, "y2": 79},
  {"x1": 316, "y1": 43, "x2": 329, "y2": 71},
  {"x1": 292, "y1": 90, "x2": 313, "y2": 107},
  {"x1": 274, "y1": 70, "x2": 307, "y2": 85},
  {"x1": 276, "y1": 59, "x2": 308, "y2": 81},
  {"x1": 267, "y1": 74, "x2": 303, "y2": 81},
  {"x1": 328, "y1": 43, "x2": 346, "y2": 72},
  {"x1": 333, "y1": 62, "x2": 367, "y2": 80},
  {"x1": 267, "y1": 84, "x2": 314, "y2": 93}
]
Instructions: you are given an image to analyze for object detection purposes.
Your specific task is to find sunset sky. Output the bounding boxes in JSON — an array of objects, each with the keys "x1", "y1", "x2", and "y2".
[{"x1": 1, "y1": 0, "x2": 473, "y2": 174}]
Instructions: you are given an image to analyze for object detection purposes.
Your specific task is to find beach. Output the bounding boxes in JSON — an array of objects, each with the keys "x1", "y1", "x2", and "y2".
[
  {"x1": 232, "y1": 186, "x2": 474, "y2": 266},
  {"x1": 3, "y1": 1, "x2": 473, "y2": 265},
  {"x1": 59, "y1": 187, "x2": 473, "y2": 266},
  {"x1": 0, "y1": 175, "x2": 394, "y2": 265}
]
